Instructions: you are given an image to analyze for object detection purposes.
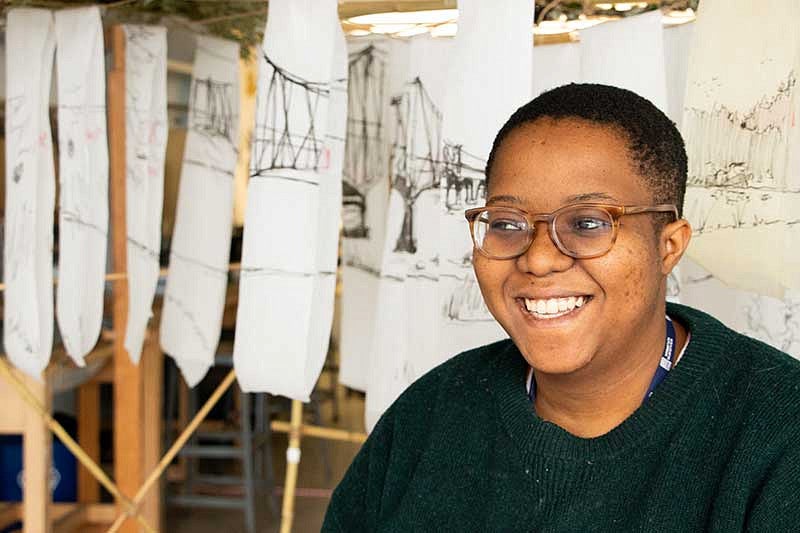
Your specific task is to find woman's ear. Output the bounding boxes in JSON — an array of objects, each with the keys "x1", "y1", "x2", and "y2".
[{"x1": 659, "y1": 218, "x2": 692, "y2": 275}]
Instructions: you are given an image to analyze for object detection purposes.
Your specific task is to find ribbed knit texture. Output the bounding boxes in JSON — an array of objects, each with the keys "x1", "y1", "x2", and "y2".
[{"x1": 323, "y1": 303, "x2": 800, "y2": 532}]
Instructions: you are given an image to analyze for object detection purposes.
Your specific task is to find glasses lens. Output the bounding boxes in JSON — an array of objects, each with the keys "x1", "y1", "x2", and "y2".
[
  {"x1": 473, "y1": 209, "x2": 530, "y2": 258},
  {"x1": 555, "y1": 206, "x2": 615, "y2": 257}
]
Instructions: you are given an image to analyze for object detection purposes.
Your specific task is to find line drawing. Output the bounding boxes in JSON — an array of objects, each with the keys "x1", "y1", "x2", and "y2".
[
  {"x1": 442, "y1": 142, "x2": 487, "y2": 212},
  {"x1": 250, "y1": 53, "x2": 330, "y2": 175},
  {"x1": 189, "y1": 77, "x2": 236, "y2": 144},
  {"x1": 389, "y1": 76, "x2": 443, "y2": 254},
  {"x1": 342, "y1": 44, "x2": 388, "y2": 239}
]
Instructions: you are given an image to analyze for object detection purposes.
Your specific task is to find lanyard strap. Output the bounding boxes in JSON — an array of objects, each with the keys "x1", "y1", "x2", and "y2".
[{"x1": 527, "y1": 316, "x2": 678, "y2": 404}]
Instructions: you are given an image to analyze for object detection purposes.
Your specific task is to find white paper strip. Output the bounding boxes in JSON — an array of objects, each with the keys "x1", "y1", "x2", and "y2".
[
  {"x1": 438, "y1": 0, "x2": 530, "y2": 361},
  {"x1": 160, "y1": 36, "x2": 240, "y2": 386},
  {"x1": 663, "y1": 22, "x2": 694, "y2": 127},
  {"x1": 305, "y1": 24, "x2": 348, "y2": 392},
  {"x1": 54, "y1": 7, "x2": 108, "y2": 366},
  {"x1": 339, "y1": 38, "x2": 400, "y2": 392},
  {"x1": 682, "y1": 0, "x2": 800, "y2": 297},
  {"x1": 233, "y1": 0, "x2": 337, "y2": 399},
  {"x1": 123, "y1": 25, "x2": 168, "y2": 363},
  {"x1": 532, "y1": 42, "x2": 581, "y2": 97},
  {"x1": 365, "y1": 35, "x2": 452, "y2": 430},
  {"x1": 3, "y1": 8, "x2": 57, "y2": 377},
  {"x1": 580, "y1": 10, "x2": 669, "y2": 113}
]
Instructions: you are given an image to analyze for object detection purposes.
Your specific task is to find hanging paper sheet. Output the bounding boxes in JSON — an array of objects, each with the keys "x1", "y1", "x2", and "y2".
[
  {"x1": 233, "y1": 0, "x2": 337, "y2": 399},
  {"x1": 682, "y1": 0, "x2": 800, "y2": 297},
  {"x1": 54, "y1": 6, "x2": 108, "y2": 366},
  {"x1": 3, "y1": 8, "x2": 56, "y2": 377},
  {"x1": 437, "y1": 0, "x2": 530, "y2": 362},
  {"x1": 364, "y1": 35, "x2": 453, "y2": 431},
  {"x1": 663, "y1": 22, "x2": 694, "y2": 128},
  {"x1": 580, "y1": 10, "x2": 668, "y2": 113},
  {"x1": 532, "y1": 42, "x2": 581, "y2": 97},
  {"x1": 339, "y1": 37, "x2": 402, "y2": 392},
  {"x1": 123, "y1": 25, "x2": 168, "y2": 363},
  {"x1": 160, "y1": 35, "x2": 241, "y2": 386}
]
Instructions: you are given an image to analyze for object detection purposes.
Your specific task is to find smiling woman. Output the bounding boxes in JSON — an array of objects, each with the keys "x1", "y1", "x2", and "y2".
[{"x1": 322, "y1": 84, "x2": 800, "y2": 532}]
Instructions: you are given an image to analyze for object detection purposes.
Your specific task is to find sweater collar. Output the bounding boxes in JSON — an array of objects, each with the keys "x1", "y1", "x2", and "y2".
[{"x1": 490, "y1": 303, "x2": 737, "y2": 462}]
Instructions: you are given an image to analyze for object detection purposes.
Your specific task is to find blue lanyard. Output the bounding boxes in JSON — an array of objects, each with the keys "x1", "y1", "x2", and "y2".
[{"x1": 527, "y1": 316, "x2": 677, "y2": 404}]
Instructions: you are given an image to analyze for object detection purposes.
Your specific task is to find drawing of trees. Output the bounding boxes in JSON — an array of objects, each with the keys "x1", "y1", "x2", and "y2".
[
  {"x1": 342, "y1": 44, "x2": 387, "y2": 238},
  {"x1": 390, "y1": 77, "x2": 442, "y2": 254}
]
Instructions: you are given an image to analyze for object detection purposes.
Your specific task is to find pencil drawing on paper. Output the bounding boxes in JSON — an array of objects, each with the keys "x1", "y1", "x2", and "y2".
[
  {"x1": 250, "y1": 53, "x2": 330, "y2": 176},
  {"x1": 442, "y1": 142, "x2": 487, "y2": 212},
  {"x1": 389, "y1": 77, "x2": 443, "y2": 255},
  {"x1": 342, "y1": 44, "x2": 387, "y2": 240},
  {"x1": 683, "y1": 71, "x2": 800, "y2": 236}
]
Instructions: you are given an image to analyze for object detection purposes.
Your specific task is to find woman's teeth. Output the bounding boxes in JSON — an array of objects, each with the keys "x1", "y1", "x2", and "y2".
[{"x1": 523, "y1": 296, "x2": 586, "y2": 318}]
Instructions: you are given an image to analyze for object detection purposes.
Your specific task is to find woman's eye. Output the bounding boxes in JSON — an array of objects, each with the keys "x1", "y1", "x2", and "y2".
[
  {"x1": 573, "y1": 217, "x2": 609, "y2": 231},
  {"x1": 490, "y1": 220, "x2": 523, "y2": 231}
]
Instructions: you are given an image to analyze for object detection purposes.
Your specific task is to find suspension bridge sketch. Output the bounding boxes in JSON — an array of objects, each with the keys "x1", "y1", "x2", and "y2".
[
  {"x1": 681, "y1": 0, "x2": 800, "y2": 297},
  {"x1": 3, "y1": 8, "x2": 57, "y2": 377},
  {"x1": 161, "y1": 35, "x2": 240, "y2": 387},
  {"x1": 234, "y1": 0, "x2": 339, "y2": 399},
  {"x1": 123, "y1": 24, "x2": 168, "y2": 364}
]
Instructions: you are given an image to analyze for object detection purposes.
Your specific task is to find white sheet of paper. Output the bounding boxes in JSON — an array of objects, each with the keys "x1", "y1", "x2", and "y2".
[
  {"x1": 123, "y1": 25, "x2": 168, "y2": 363},
  {"x1": 532, "y1": 42, "x2": 581, "y2": 97},
  {"x1": 305, "y1": 24, "x2": 348, "y2": 392},
  {"x1": 681, "y1": 0, "x2": 800, "y2": 297},
  {"x1": 580, "y1": 10, "x2": 668, "y2": 113},
  {"x1": 233, "y1": 0, "x2": 337, "y2": 399},
  {"x1": 160, "y1": 35, "x2": 240, "y2": 386},
  {"x1": 364, "y1": 35, "x2": 453, "y2": 431},
  {"x1": 339, "y1": 38, "x2": 403, "y2": 392},
  {"x1": 437, "y1": 0, "x2": 530, "y2": 360},
  {"x1": 54, "y1": 7, "x2": 108, "y2": 366},
  {"x1": 663, "y1": 22, "x2": 694, "y2": 128},
  {"x1": 3, "y1": 8, "x2": 56, "y2": 377}
]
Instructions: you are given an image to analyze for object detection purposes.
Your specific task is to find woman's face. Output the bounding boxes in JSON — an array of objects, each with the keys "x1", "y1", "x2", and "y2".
[{"x1": 473, "y1": 117, "x2": 670, "y2": 376}]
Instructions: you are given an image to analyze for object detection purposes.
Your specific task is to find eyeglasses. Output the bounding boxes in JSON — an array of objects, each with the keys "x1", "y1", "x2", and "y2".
[{"x1": 464, "y1": 203, "x2": 679, "y2": 260}]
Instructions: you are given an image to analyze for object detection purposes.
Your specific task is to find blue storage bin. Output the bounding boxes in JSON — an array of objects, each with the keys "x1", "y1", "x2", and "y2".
[{"x1": 0, "y1": 435, "x2": 77, "y2": 503}]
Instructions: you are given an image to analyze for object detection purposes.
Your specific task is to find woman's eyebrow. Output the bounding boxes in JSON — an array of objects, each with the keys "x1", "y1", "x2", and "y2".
[
  {"x1": 563, "y1": 192, "x2": 619, "y2": 203},
  {"x1": 486, "y1": 195, "x2": 524, "y2": 205}
]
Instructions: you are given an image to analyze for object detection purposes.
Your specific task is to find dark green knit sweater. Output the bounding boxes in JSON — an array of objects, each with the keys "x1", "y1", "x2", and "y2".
[{"x1": 323, "y1": 304, "x2": 800, "y2": 532}]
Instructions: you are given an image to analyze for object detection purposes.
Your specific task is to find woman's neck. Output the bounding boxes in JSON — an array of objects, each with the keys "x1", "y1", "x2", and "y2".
[{"x1": 532, "y1": 317, "x2": 688, "y2": 439}]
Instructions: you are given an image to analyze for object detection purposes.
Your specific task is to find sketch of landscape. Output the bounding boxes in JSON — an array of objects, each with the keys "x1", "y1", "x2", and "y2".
[
  {"x1": 681, "y1": 0, "x2": 800, "y2": 297},
  {"x1": 305, "y1": 24, "x2": 349, "y2": 395},
  {"x1": 54, "y1": 7, "x2": 109, "y2": 366},
  {"x1": 3, "y1": 8, "x2": 57, "y2": 377},
  {"x1": 364, "y1": 35, "x2": 453, "y2": 431},
  {"x1": 160, "y1": 35, "x2": 240, "y2": 387},
  {"x1": 233, "y1": 0, "x2": 338, "y2": 399},
  {"x1": 339, "y1": 38, "x2": 397, "y2": 392},
  {"x1": 123, "y1": 25, "x2": 168, "y2": 364}
]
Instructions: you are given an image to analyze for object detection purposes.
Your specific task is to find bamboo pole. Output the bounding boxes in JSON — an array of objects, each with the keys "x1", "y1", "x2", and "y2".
[
  {"x1": 0, "y1": 357, "x2": 156, "y2": 533},
  {"x1": 105, "y1": 370, "x2": 238, "y2": 533},
  {"x1": 279, "y1": 400, "x2": 305, "y2": 533},
  {"x1": 270, "y1": 420, "x2": 367, "y2": 444}
]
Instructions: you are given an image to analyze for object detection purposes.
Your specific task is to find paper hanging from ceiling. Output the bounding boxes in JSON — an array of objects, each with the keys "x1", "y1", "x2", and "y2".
[
  {"x1": 663, "y1": 22, "x2": 694, "y2": 128},
  {"x1": 3, "y1": 8, "x2": 57, "y2": 377},
  {"x1": 580, "y1": 10, "x2": 668, "y2": 113},
  {"x1": 160, "y1": 35, "x2": 241, "y2": 386},
  {"x1": 681, "y1": 0, "x2": 800, "y2": 297},
  {"x1": 233, "y1": 0, "x2": 337, "y2": 399},
  {"x1": 364, "y1": 35, "x2": 453, "y2": 431},
  {"x1": 123, "y1": 25, "x2": 169, "y2": 363},
  {"x1": 339, "y1": 37, "x2": 402, "y2": 392},
  {"x1": 305, "y1": 23, "x2": 348, "y2": 391},
  {"x1": 53, "y1": 6, "x2": 108, "y2": 367},
  {"x1": 532, "y1": 42, "x2": 581, "y2": 98},
  {"x1": 437, "y1": 0, "x2": 529, "y2": 362}
]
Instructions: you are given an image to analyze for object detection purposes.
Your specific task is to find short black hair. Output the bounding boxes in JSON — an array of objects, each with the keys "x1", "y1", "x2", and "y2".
[{"x1": 485, "y1": 83, "x2": 688, "y2": 217}]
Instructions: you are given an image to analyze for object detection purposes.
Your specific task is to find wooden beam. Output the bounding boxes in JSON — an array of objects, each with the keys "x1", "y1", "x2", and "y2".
[
  {"x1": 23, "y1": 373, "x2": 51, "y2": 533},
  {"x1": 108, "y1": 25, "x2": 145, "y2": 533},
  {"x1": 77, "y1": 382, "x2": 101, "y2": 503}
]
